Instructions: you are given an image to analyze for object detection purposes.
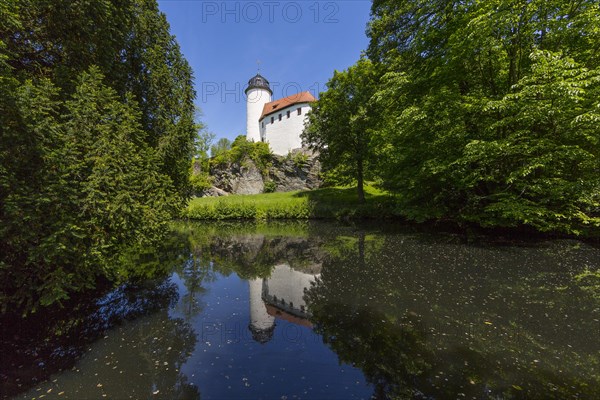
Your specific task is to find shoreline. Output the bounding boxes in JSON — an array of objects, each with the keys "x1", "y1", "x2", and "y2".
[{"x1": 184, "y1": 189, "x2": 599, "y2": 243}]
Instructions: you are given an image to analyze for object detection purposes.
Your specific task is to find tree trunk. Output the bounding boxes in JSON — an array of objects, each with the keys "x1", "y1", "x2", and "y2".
[
  {"x1": 357, "y1": 159, "x2": 365, "y2": 204},
  {"x1": 358, "y1": 230, "x2": 365, "y2": 265}
]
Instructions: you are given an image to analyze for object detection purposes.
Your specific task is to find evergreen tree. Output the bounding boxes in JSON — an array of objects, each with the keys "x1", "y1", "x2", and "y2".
[
  {"x1": 0, "y1": 1, "x2": 199, "y2": 312},
  {"x1": 1, "y1": 68, "x2": 179, "y2": 312},
  {"x1": 2, "y1": 0, "x2": 197, "y2": 201}
]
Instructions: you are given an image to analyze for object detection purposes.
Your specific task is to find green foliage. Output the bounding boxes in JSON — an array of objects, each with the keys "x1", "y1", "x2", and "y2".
[
  {"x1": 186, "y1": 195, "x2": 311, "y2": 220},
  {"x1": 189, "y1": 159, "x2": 212, "y2": 193},
  {"x1": 285, "y1": 151, "x2": 309, "y2": 169},
  {"x1": 303, "y1": 59, "x2": 379, "y2": 203},
  {"x1": 185, "y1": 186, "x2": 397, "y2": 220},
  {"x1": 210, "y1": 137, "x2": 232, "y2": 158},
  {"x1": 194, "y1": 123, "x2": 214, "y2": 160},
  {"x1": 230, "y1": 135, "x2": 273, "y2": 173},
  {"x1": 0, "y1": 0, "x2": 198, "y2": 313},
  {"x1": 0, "y1": 68, "x2": 178, "y2": 313},
  {"x1": 465, "y1": 50, "x2": 600, "y2": 233},
  {"x1": 211, "y1": 135, "x2": 273, "y2": 176},
  {"x1": 1, "y1": 0, "x2": 197, "y2": 202},
  {"x1": 263, "y1": 180, "x2": 277, "y2": 193},
  {"x1": 189, "y1": 123, "x2": 214, "y2": 195},
  {"x1": 310, "y1": 0, "x2": 600, "y2": 235}
]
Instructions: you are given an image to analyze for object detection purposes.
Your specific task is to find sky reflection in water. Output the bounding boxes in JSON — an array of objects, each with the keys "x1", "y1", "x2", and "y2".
[{"x1": 4, "y1": 221, "x2": 600, "y2": 399}]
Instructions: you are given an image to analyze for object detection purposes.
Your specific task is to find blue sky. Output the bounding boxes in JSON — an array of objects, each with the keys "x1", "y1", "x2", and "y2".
[{"x1": 157, "y1": 0, "x2": 372, "y2": 142}]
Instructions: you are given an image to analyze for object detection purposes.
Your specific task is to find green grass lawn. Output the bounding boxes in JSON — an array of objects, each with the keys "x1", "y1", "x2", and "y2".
[{"x1": 185, "y1": 185, "x2": 399, "y2": 220}]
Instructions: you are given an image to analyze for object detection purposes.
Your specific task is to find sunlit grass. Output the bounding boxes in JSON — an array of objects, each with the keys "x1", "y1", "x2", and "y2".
[{"x1": 185, "y1": 185, "x2": 398, "y2": 220}]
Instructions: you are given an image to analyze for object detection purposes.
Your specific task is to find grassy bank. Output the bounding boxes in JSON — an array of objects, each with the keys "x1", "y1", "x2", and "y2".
[{"x1": 185, "y1": 186, "x2": 399, "y2": 220}]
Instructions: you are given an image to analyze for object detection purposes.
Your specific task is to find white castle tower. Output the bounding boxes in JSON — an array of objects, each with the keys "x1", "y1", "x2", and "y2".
[
  {"x1": 245, "y1": 74, "x2": 272, "y2": 143},
  {"x1": 248, "y1": 278, "x2": 275, "y2": 343}
]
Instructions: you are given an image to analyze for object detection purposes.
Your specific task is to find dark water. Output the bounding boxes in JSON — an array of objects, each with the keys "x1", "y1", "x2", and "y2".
[{"x1": 1, "y1": 221, "x2": 599, "y2": 399}]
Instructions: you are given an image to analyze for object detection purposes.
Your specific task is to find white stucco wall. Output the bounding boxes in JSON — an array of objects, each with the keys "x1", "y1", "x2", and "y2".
[
  {"x1": 248, "y1": 278, "x2": 275, "y2": 332},
  {"x1": 246, "y1": 88, "x2": 272, "y2": 143},
  {"x1": 259, "y1": 103, "x2": 311, "y2": 155},
  {"x1": 263, "y1": 264, "x2": 319, "y2": 313}
]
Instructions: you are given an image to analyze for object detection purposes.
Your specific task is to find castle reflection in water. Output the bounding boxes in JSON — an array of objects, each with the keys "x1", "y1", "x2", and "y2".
[{"x1": 248, "y1": 263, "x2": 321, "y2": 343}]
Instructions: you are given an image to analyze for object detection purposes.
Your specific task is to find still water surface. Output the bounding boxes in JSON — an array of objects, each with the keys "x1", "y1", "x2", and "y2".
[{"x1": 2, "y1": 221, "x2": 599, "y2": 399}]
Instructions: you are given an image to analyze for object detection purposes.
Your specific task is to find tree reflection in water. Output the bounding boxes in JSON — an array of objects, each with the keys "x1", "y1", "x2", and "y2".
[
  {"x1": 305, "y1": 231, "x2": 431, "y2": 399},
  {"x1": 304, "y1": 226, "x2": 600, "y2": 399},
  {"x1": 1, "y1": 230, "x2": 202, "y2": 400},
  {"x1": 2, "y1": 221, "x2": 599, "y2": 400}
]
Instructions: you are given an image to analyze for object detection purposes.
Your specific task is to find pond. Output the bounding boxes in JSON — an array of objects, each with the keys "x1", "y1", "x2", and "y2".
[{"x1": 1, "y1": 221, "x2": 599, "y2": 399}]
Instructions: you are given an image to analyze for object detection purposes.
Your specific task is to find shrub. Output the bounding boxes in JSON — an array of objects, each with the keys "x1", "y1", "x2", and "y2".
[
  {"x1": 189, "y1": 159, "x2": 212, "y2": 194},
  {"x1": 264, "y1": 180, "x2": 277, "y2": 193},
  {"x1": 289, "y1": 151, "x2": 309, "y2": 168},
  {"x1": 210, "y1": 135, "x2": 274, "y2": 177}
]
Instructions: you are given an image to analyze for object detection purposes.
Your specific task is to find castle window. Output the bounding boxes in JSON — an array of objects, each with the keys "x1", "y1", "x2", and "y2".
[
  {"x1": 297, "y1": 107, "x2": 302, "y2": 115},
  {"x1": 278, "y1": 113, "x2": 282, "y2": 121},
  {"x1": 271, "y1": 116, "x2": 274, "y2": 124},
  {"x1": 287, "y1": 110, "x2": 290, "y2": 119},
  {"x1": 262, "y1": 122, "x2": 264, "y2": 128}
]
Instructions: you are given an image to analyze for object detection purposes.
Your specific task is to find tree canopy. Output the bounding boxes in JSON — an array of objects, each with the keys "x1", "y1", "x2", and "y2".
[
  {"x1": 305, "y1": 0, "x2": 600, "y2": 235},
  {"x1": 303, "y1": 59, "x2": 379, "y2": 203},
  {"x1": 0, "y1": 0, "x2": 198, "y2": 313}
]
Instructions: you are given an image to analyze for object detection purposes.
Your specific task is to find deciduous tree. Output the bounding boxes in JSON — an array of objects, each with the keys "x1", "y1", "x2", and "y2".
[{"x1": 303, "y1": 59, "x2": 379, "y2": 203}]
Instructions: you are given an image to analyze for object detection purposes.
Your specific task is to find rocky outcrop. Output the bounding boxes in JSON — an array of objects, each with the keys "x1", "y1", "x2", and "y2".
[
  {"x1": 270, "y1": 150, "x2": 321, "y2": 192},
  {"x1": 201, "y1": 186, "x2": 229, "y2": 197},
  {"x1": 205, "y1": 158, "x2": 264, "y2": 195},
  {"x1": 202, "y1": 149, "x2": 321, "y2": 196}
]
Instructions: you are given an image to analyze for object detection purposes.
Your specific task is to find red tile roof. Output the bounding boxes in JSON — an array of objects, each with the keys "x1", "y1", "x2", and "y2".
[
  {"x1": 259, "y1": 91, "x2": 316, "y2": 121},
  {"x1": 265, "y1": 304, "x2": 313, "y2": 328}
]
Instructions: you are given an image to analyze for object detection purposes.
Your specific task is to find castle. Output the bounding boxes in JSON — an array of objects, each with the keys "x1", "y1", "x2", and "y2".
[
  {"x1": 248, "y1": 263, "x2": 321, "y2": 343},
  {"x1": 245, "y1": 73, "x2": 316, "y2": 155}
]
